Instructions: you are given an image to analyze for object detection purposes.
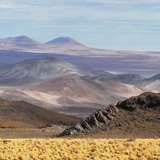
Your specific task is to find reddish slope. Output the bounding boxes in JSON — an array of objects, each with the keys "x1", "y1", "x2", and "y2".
[{"x1": 0, "y1": 76, "x2": 153, "y2": 117}]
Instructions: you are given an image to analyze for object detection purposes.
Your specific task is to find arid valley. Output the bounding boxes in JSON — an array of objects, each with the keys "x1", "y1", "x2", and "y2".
[
  {"x1": 0, "y1": 35, "x2": 159, "y2": 139},
  {"x1": 0, "y1": 0, "x2": 160, "y2": 159}
]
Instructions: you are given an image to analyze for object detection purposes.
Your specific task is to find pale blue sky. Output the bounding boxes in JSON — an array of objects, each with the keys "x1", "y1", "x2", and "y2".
[{"x1": 0, "y1": 0, "x2": 160, "y2": 51}]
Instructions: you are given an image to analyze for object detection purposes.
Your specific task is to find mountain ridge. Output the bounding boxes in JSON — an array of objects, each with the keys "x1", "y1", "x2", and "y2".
[
  {"x1": 0, "y1": 35, "x2": 160, "y2": 76},
  {"x1": 0, "y1": 75, "x2": 153, "y2": 117},
  {"x1": 0, "y1": 35, "x2": 46, "y2": 50},
  {"x1": 137, "y1": 73, "x2": 160, "y2": 92},
  {"x1": 46, "y1": 37, "x2": 87, "y2": 48},
  {"x1": 0, "y1": 35, "x2": 87, "y2": 50},
  {"x1": 0, "y1": 57, "x2": 92, "y2": 86}
]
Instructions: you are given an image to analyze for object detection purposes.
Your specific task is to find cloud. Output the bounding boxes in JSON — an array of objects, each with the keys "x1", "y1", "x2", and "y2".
[
  {"x1": 0, "y1": 4, "x2": 13, "y2": 8},
  {"x1": 0, "y1": 0, "x2": 160, "y2": 51},
  {"x1": 72, "y1": 0, "x2": 160, "y2": 4},
  {"x1": 0, "y1": 0, "x2": 160, "y2": 22}
]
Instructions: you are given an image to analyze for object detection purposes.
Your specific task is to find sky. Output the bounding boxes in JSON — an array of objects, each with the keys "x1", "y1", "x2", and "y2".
[{"x1": 0, "y1": 0, "x2": 160, "y2": 52}]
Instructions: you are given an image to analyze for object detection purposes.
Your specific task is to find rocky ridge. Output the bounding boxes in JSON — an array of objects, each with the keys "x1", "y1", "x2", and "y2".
[
  {"x1": 116, "y1": 92, "x2": 160, "y2": 111},
  {"x1": 57, "y1": 92, "x2": 160, "y2": 137},
  {"x1": 57, "y1": 105, "x2": 119, "y2": 136}
]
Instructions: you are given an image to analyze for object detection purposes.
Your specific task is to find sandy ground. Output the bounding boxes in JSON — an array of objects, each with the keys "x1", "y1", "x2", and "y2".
[
  {"x1": 0, "y1": 127, "x2": 61, "y2": 139},
  {"x1": 0, "y1": 126, "x2": 159, "y2": 139}
]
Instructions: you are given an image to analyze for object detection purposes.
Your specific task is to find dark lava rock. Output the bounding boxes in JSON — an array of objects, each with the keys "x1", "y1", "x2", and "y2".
[
  {"x1": 116, "y1": 92, "x2": 160, "y2": 111},
  {"x1": 57, "y1": 92, "x2": 160, "y2": 137},
  {"x1": 57, "y1": 104, "x2": 119, "y2": 137}
]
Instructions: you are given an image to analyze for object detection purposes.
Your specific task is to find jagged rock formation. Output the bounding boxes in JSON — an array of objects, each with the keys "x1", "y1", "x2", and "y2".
[
  {"x1": 57, "y1": 105, "x2": 119, "y2": 137},
  {"x1": 116, "y1": 92, "x2": 160, "y2": 111},
  {"x1": 57, "y1": 92, "x2": 160, "y2": 137}
]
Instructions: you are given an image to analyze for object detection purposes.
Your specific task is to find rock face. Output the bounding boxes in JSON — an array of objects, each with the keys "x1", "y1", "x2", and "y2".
[
  {"x1": 57, "y1": 92, "x2": 160, "y2": 137},
  {"x1": 57, "y1": 105, "x2": 119, "y2": 137},
  {"x1": 116, "y1": 92, "x2": 160, "y2": 111}
]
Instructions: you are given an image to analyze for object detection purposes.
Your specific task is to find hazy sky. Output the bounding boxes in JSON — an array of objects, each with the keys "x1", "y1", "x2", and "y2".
[{"x1": 0, "y1": 0, "x2": 160, "y2": 51}]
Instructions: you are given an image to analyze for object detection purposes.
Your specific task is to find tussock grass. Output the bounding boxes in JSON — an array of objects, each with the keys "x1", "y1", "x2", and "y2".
[{"x1": 0, "y1": 139, "x2": 159, "y2": 159}]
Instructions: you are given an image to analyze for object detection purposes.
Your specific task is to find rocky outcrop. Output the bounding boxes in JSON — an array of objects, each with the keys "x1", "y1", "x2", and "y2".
[
  {"x1": 57, "y1": 92, "x2": 160, "y2": 137},
  {"x1": 116, "y1": 92, "x2": 160, "y2": 111},
  {"x1": 57, "y1": 105, "x2": 119, "y2": 137}
]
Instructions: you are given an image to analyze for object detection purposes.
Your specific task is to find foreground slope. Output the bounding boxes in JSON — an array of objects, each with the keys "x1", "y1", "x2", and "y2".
[
  {"x1": 0, "y1": 76, "x2": 152, "y2": 117},
  {"x1": 0, "y1": 100, "x2": 79, "y2": 128},
  {"x1": 58, "y1": 92, "x2": 160, "y2": 138}
]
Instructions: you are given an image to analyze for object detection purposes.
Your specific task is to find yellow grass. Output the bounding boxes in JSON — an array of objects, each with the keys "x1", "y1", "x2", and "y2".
[{"x1": 0, "y1": 139, "x2": 159, "y2": 160}]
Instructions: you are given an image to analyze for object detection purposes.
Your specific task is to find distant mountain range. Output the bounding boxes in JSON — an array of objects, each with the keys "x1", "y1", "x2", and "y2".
[
  {"x1": 0, "y1": 36, "x2": 87, "y2": 51},
  {"x1": 0, "y1": 56, "x2": 159, "y2": 90},
  {"x1": 137, "y1": 74, "x2": 160, "y2": 92},
  {"x1": 0, "y1": 35, "x2": 160, "y2": 75},
  {"x1": 46, "y1": 37, "x2": 87, "y2": 48},
  {"x1": 0, "y1": 57, "x2": 92, "y2": 86},
  {"x1": 0, "y1": 36, "x2": 46, "y2": 50},
  {"x1": 0, "y1": 35, "x2": 159, "y2": 131},
  {"x1": 89, "y1": 72, "x2": 145, "y2": 84},
  {"x1": 0, "y1": 56, "x2": 149, "y2": 86},
  {"x1": 0, "y1": 56, "x2": 159, "y2": 117}
]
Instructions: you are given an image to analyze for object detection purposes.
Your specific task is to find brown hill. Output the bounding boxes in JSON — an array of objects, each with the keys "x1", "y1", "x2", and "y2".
[
  {"x1": 0, "y1": 100, "x2": 80, "y2": 128},
  {"x1": 0, "y1": 76, "x2": 153, "y2": 117}
]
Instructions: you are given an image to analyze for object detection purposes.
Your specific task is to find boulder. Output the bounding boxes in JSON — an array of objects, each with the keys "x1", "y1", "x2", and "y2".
[{"x1": 116, "y1": 92, "x2": 160, "y2": 111}]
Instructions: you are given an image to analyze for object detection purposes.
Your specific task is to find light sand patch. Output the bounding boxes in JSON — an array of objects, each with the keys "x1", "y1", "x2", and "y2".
[{"x1": 18, "y1": 89, "x2": 61, "y2": 106}]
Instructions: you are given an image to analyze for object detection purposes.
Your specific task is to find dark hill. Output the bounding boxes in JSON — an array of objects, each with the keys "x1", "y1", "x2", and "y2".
[
  {"x1": 116, "y1": 92, "x2": 160, "y2": 111},
  {"x1": 0, "y1": 100, "x2": 80, "y2": 128}
]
